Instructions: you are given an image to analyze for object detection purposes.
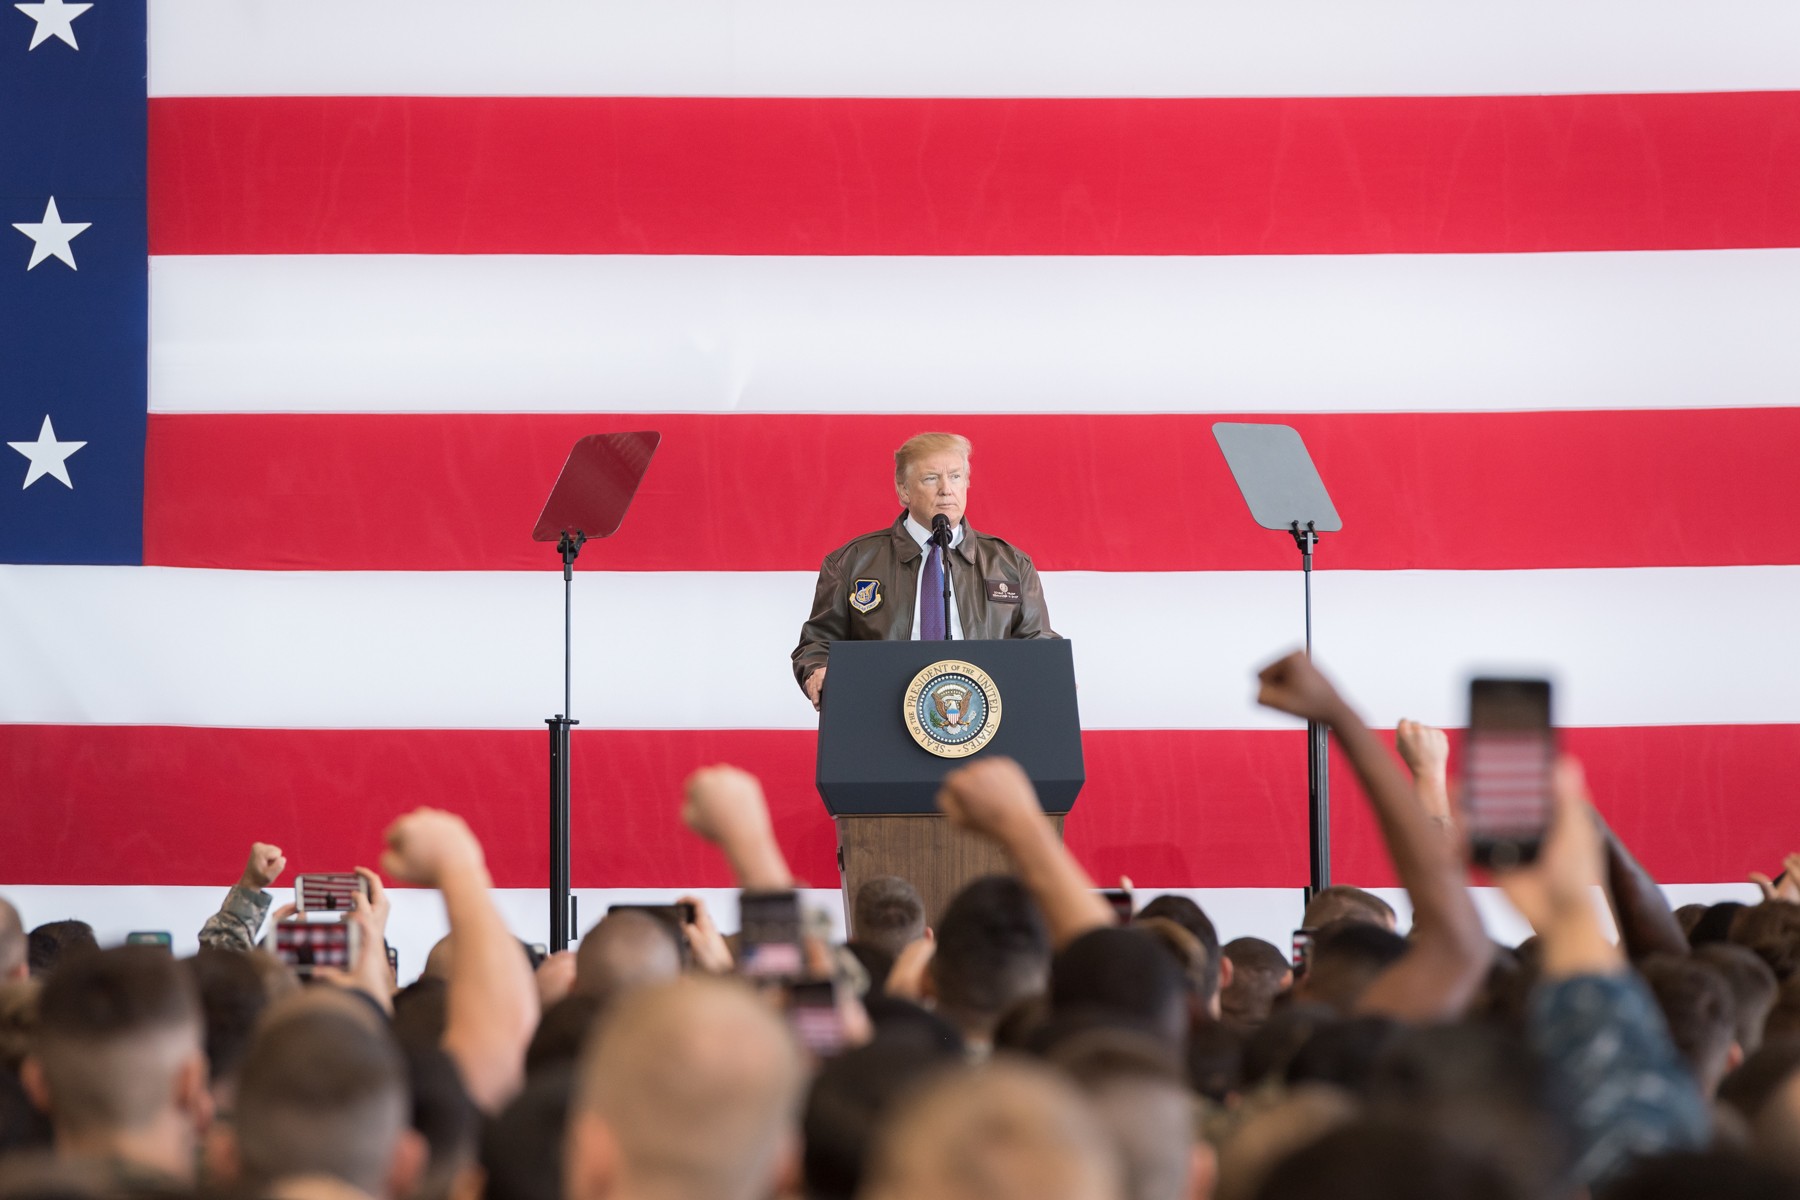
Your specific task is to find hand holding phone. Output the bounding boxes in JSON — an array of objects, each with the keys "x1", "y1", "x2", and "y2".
[
  {"x1": 738, "y1": 891, "x2": 804, "y2": 981},
  {"x1": 272, "y1": 918, "x2": 360, "y2": 980}
]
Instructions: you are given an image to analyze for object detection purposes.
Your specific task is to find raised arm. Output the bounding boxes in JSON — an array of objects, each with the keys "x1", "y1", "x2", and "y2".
[
  {"x1": 381, "y1": 809, "x2": 539, "y2": 1114},
  {"x1": 682, "y1": 765, "x2": 795, "y2": 891},
  {"x1": 198, "y1": 842, "x2": 286, "y2": 952},
  {"x1": 936, "y1": 756, "x2": 1113, "y2": 947},
  {"x1": 1394, "y1": 719, "x2": 1455, "y2": 834},
  {"x1": 1256, "y1": 652, "x2": 1490, "y2": 1021},
  {"x1": 1598, "y1": 819, "x2": 1691, "y2": 962}
]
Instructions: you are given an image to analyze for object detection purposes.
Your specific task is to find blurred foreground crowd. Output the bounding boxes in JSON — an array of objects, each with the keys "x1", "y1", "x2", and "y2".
[{"x1": 4, "y1": 651, "x2": 1800, "y2": 1200}]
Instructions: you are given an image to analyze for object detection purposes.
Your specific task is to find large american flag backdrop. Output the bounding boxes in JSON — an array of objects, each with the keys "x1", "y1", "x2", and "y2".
[{"x1": 5, "y1": 1, "x2": 1798, "y2": 962}]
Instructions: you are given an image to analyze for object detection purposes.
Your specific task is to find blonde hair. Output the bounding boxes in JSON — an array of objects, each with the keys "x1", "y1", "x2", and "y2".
[{"x1": 894, "y1": 433, "x2": 972, "y2": 489}]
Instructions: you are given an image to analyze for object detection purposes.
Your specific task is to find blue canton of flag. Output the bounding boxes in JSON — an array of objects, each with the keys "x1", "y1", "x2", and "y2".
[{"x1": 2, "y1": 0, "x2": 145, "y2": 564}]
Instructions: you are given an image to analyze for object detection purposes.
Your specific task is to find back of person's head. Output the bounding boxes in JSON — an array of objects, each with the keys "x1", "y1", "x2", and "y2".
[
  {"x1": 1284, "y1": 1015, "x2": 1405, "y2": 1096},
  {"x1": 1050, "y1": 928, "x2": 1188, "y2": 1047},
  {"x1": 482, "y1": 1064, "x2": 572, "y2": 1200},
  {"x1": 1220, "y1": 938, "x2": 1291, "y2": 1032},
  {"x1": 1240, "y1": 1003, "x2": 1340, "y2": 1088},
  {"x1": 930, "y1": 877, "x2": 1050, "y2": 1036},
  {"x1": 1640, "y1": 954, "x2": 1739, "y2": 1095},
  {"x1": 403, "y1": 1044, "x2": 480, "y2": 1200},
  {"x1": 569, "y1": 976, "x2": 804, "y2": 1200},
  {"x1": 1050, "y1": 1029, "x2": 1199, "y2": 1200},
  {"x1": 234, "y1": 1008, "x2": 419, "y2": 1197},
  {"x1": 1674, "y1": 903, "x2": 1711, "y2": 938},
  {"x1": 1720, "y1": 1037, "x2": 1800, "y2": 1127},
  {"x1": 0, "y1": 977, "x2": 40, "y2": 1071},
  {"x1": 1732, "y1": 902, "x2": 1800, "y2": 982},
  {"x1": 184, "y1": 948, "x2": 271, "y2": 1088},
  {"x1": 861, "y1": 1058, "x2": 1122, "y2": 1200},
  {"x1": 1301, "y1": 886, "x2": 1395, "y2": 932},
  {"x1": 1252, "y1": 1118, "x2": 1524, "y2": 1200},
  {"x1": 1692, "y1": 901, "x2": 1748, "y2": 948},
  {"x1": 1769, "y1": 975, "x2": 1800, "y2": 1043},
  {"x1": 0, "y1": 898, "x2": 25, "y2": 982},
  {"x1": 859, "y1": 995, "x2": 964, "y2": 1056},
  {"x1": 524, "y1": 992, "x2": 601, "y2": 1076},
  {"x1": 1367, "y1": 1022, "x2": 1572, "y2": 1198},
  {"x1": 391, "y1": 976, "x2": 449, "y2": 1052},
  {"x1": 1599, "y1": 1149, "x2": 1800, "y2": 1200},
  {"x1": 26, "y1": 945, "x2": 205, "y2": 1139},
  {"x1": 844, "y1": 942, "x2": 896, "y2": 994},
  {"x1": 1185, "y1": 1017, "x2": 1243, "y2": 1104},
  {"x1": 1294, "y1": 920, "x2": 1407, "y2": 1013},
  {"x1": 1695, "y1": 943, "x2": 1780, "y2": 1055},
  {"x1": 802, "y1": 1039, "x2": 959, "y2": 1200},
  {"x1": 852, "y1": 877, "x2": 927, "y2": 960},
  {"x1": 1135, "y1": 895, "x2": 1222, "y2": 1004},
  {"x1": 573, "y1": 910, "x2": 681, "y2": 1003},
  {"x1": 1214, "y1": 1084, "x2": 1358, "y2": 1200},
  {"x1": 26, "y1": 921, "x2": 97, "y2": 978}
]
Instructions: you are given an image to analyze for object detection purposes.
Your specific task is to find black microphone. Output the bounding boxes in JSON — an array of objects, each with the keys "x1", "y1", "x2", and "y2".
[{"x1": 930, "y1": 513, "x2": 953, "y2": 548}]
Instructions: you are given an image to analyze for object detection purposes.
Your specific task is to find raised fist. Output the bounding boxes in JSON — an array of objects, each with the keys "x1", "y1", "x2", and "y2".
[
  {"x1": 681, "y1": 765, "x2": 775, "y2": 848},
  {"x1": 241, "y1": 842, "x2": 287, "y2": 890},
  {"x1": 1255, "y1": 652, "x2": 1348, "y2": 724},
  {"x1": 936, "y1": 756, "x2": 1042, "y2": 842},
  {"x1": 1396, "y1": 719, "x2": 1450, "y2": 778},
  {"x1": 379, "y1": 809, "x2": 486, "y2": 888}
]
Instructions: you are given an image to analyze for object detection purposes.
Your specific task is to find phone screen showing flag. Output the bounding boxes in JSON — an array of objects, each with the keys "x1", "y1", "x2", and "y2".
[
  {"x1": 1465, "y1": 679, "x2": 1553, "y2": 864},
  {"x1": 296, "y1": 873, "x2": 364, "y2": 913}
]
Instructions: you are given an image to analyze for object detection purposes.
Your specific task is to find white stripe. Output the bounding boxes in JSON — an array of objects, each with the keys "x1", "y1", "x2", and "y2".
[
  {"x1": 0, "y1": 884, "x2": 1762, "y2": 983},
  {"x1": 149, "y1": 251, "x2": 1800, "y2": 416},
  {"x1": 3, "y1": 565, "x2": 1795, "y2": 730},
  {"x1": 147, "y1": 1, "x2": 1800, "y2": 98}
]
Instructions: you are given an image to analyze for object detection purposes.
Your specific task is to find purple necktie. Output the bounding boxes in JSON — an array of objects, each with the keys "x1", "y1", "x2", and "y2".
[{"x1": 920, "y1": 541, "x2": 947, "y2": 640}]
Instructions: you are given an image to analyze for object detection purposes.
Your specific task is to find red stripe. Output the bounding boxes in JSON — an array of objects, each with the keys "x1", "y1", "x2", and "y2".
[
  {"x1": 2, "y1": 723, "x2": 1789, "y2": 889},
  {"x1": 148, "y1": 93, "x2": 1800, "y2": 257},
  {"x1": 143, "y1": 409, "x2": 1800, "y2": 572}
]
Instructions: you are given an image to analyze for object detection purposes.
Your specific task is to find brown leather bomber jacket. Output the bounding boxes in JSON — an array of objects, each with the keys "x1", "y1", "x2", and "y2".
[{"x1": 790, "y1": 514, "x2": 1058, "y2": 694}]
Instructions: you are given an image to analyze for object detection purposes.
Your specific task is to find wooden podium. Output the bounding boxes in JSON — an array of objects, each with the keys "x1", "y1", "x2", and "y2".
[{"x1": 817, "y1": 640, "x2": 1084, "y2": 932}]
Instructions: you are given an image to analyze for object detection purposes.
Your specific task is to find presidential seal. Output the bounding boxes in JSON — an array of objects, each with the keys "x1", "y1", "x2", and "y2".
[{"x1": 903, "y1": 660, "x2": 1002, "y2": 758}]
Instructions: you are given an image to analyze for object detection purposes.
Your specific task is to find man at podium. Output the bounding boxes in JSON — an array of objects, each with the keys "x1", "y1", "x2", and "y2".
[{"x1": 791, "y1": 432, "x2": 1058, "y2": 710}]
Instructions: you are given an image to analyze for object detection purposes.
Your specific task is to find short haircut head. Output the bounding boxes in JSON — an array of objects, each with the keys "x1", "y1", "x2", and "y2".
[
  {"x1": 572, "y1": 976, "x2": 804, "y2": 1200},
  {"x1": 1135, "y1": 896, "x2": 1222, "y2": 1003},
  {"x1": 894, "y1": 432, "x2": 972, "y2": 489},
  {"x1": 0, "y1": 897, "x2": 24, "y2": 979},
  {"x1": 1251, "y1": 1118, "x2": 1523, "y2": 1200},
  {"x1": 1690, "y1": 901, "x2": 1748, "y2": 948},
  {"x1": 573, "y1": 910, "x2": 681, "y2": 1002},
  {"x1": 861, "y1": 1058, "x2": 1122, "y2": 1200},
  {"x1": 1214, "y1": 1084, "x2": 1358, "y2": 1200},
  {"x1": 931, "y1": 876, "x2": 1050, "y2": 1033},
  {"x1": 1732, "y1": 902, "x2": 1800, "y2": 982},
  {"x1": 31, "y1": 945, "x2": 202, "y2": 1135},
  {"x1": 185, "y1": 947, "x2": 272, "y2": 1085},
  {"x1": 1050, "y1": 1029, "x2": 1195, "y2": 1200},
  {"x1": 1302, "y1": 886, "x2": 1395, "y2": 932},
  {"x1": 803, "y1": 1039, "x2": 960, "y2": 1200},
  {"x1": 1050, "y1": 928, "x2": 1189, "y2": 1047},
  {"x1": 481, "y1": 1064, "x2": 572, "y2": 1200},
  {"x1": 1285, "y1": 1015, "x2": 1406, "y2": 1096},
  {"x1": 1640, "y1": 954, "x2": 1739, "y2": 1094},
  {"x1": 852, "y1": 876, "x2": 927, "y2": 960},
  {"x1": 404, "y1": 1043, "x2": 481, "y2": 1200},
  {"x1": 1297, "y1": 921, "x2": 1408, "y2": 1013},
  {"x1": 27, "y1": 920, "x2": 97, "y2": 977},
  {"x1": 1220, "y1": 938, "x2": 1291, "y2": 1032},
  {"x1": 235, "y1": 1009, "x2": 410, "y2": 1193},
  {"x1": 1694, "y1": 943, "x2": 1779, "y2": 1055}
]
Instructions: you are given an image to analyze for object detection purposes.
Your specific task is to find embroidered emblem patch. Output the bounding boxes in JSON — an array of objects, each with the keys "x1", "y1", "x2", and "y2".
[
  {"x1": 985, "y1": 578, "x2": 1022, "y2": 603},
  {"x1": 850, "y1": 578, "x2": 883, "y2": 613}
]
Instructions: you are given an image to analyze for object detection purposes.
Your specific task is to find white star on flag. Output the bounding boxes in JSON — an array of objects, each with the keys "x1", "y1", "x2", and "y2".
[
  {"x1": 8, "y1": 414, "x2": 86, "y2": 489},
  {"x1": 13, "y1": 0, "x2": 91, "y2": 50},
  {"x1": 12, "y1": 196, "x2": 90, "y2": 270}
]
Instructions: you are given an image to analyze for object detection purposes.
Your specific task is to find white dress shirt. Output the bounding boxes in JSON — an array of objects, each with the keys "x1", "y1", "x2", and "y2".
[{"x1": 904, "y1": 514, "x2": 963, "y2": 640}]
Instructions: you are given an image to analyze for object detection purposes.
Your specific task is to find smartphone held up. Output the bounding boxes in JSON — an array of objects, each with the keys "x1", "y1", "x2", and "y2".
[{"x1": 1463, "y1": 677, "x2": 1555, "y2": 869}]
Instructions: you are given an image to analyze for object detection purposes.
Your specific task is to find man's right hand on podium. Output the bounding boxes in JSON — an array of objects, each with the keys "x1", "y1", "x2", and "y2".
[{"x1": 804, "y1": 667, "x2": 827, "y2": 711}]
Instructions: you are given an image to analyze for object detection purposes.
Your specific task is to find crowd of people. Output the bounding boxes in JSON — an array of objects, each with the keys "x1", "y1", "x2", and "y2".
[{"x1": 4, "y1": 650, "x2": 1800, "y2": 1200}]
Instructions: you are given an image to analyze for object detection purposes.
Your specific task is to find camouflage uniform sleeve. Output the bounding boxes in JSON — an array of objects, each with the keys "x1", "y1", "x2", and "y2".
[{"x1": 197, "y1": 880, "x2": 273, "y2": 952}]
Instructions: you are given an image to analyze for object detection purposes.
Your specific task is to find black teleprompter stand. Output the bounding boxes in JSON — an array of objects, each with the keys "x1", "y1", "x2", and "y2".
[
  {"x1": 1213, "y1": 424, "x2": 1343, "y2": 904},
  {"x1": 532, "y1": 433, "x2": 661, "y2": 952}
]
